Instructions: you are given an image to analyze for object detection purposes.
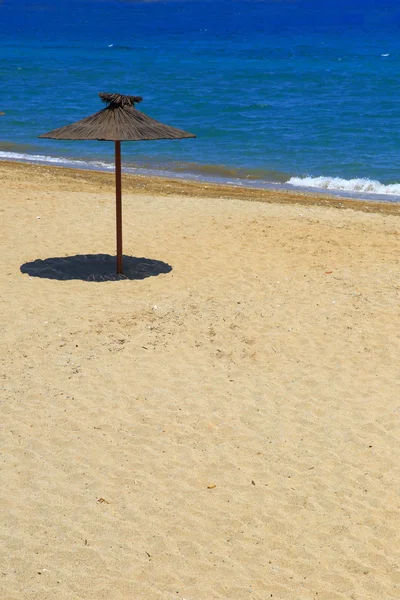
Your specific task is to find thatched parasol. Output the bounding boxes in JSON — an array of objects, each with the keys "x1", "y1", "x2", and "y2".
[{"x1": 39, "y1": 92, "x2": 195, "y2": 274}]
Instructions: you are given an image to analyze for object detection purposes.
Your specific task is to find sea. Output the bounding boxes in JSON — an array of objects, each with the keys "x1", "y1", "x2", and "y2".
[{"x1": 2, "y1": 0, "x2": 400, "y2": 202}]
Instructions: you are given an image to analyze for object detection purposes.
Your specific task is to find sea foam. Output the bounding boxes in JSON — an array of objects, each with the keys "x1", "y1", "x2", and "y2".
[
  {"x1": 288, "y1": 176, "x2": 400, "y2": 196},
  {"x1": 0, "y1": 151, "x2": 113, "y2": 171}
]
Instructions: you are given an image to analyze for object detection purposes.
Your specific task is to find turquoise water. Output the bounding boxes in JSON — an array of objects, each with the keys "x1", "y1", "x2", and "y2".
[{"x1": 1, "y1": 0, "x2": 400, "y2": 200}]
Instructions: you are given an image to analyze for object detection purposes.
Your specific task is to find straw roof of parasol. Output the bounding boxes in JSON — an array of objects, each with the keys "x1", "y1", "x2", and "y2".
[{"x1": 39, "y1": 93, "x2": 195, "y2": 141}]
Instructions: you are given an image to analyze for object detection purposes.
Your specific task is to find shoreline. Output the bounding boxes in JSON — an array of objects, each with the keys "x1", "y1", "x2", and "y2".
[
  {"x1": 2, "y1": 145, "x2": 400, "y2": 204},
  {"x1": 1, "y1": 159, "x2": 400, "y2": 216}
]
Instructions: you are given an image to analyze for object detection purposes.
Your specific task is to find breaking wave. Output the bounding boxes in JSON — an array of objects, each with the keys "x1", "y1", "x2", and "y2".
[{"x1": 288, "y1": 175, "x2": 400, "y2": 196}]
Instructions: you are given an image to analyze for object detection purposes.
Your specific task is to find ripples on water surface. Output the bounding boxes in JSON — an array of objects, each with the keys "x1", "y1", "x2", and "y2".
[{"x1": 1, "y1": 0, "x2": 400, "y2": 201}]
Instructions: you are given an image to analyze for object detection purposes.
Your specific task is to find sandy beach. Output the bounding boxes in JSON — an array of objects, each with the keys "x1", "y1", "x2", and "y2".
[{"x1": 0, "y1": 160, "x2": 399, "y2": 600}]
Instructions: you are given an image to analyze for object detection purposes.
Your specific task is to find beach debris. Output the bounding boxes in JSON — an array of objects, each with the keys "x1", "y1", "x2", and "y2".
[
  {"x1": 97, "y1": 497, "x2": 110, "y2": 504},
  {"x1": 251, "y1": 480, "x2": 256, "y2": 485},
  {"x1": 207, "y1": 483, "x2": 217, "y2": 489},
  {"x1": 324, "y1": 270, "x2": 333, "y2": 274}
]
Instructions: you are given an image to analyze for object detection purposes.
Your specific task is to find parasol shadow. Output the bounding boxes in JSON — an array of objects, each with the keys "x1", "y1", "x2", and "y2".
[{"x1": 20, "y1": 254, "x2": 172, "y2": 282}]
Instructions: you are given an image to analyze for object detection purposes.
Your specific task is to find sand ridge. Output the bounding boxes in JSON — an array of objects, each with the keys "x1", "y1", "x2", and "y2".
[{"x1": 0, "y1": 161, "x2": 399, "y2": 599}]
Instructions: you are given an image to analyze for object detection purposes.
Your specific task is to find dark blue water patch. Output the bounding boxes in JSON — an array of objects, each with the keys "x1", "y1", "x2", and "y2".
[{"x1": 3, "y1": 0, "x2": 400, "y2": 42}]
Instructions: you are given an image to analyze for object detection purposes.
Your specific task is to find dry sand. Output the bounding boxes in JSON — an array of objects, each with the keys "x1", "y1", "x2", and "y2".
[{"x1": 0, "y1": 161, "x2": 399, "y2": 600}]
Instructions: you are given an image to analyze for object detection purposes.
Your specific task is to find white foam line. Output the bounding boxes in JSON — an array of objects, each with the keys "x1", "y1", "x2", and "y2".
[
  {"x1": 0, "y1": 150, "x2": 114, "y2": 171},
  {"x1": 288, "y1": 175, "x2": 400, "y2": 196}
]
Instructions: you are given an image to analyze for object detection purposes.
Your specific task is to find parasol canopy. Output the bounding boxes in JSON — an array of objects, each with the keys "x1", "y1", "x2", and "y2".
[{"x1": 39, "y1": 92, "x2": 195, "y2": 274}]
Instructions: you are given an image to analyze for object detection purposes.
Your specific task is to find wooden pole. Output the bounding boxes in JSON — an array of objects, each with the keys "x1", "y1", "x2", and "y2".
[{"x1": 115, "y1": 140, "x2": 123, "y2": 274}]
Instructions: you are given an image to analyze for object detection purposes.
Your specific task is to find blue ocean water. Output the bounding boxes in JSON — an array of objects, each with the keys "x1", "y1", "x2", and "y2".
[{"x1": 2, "y1": 0, "x2": 400, "y2": 200}]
